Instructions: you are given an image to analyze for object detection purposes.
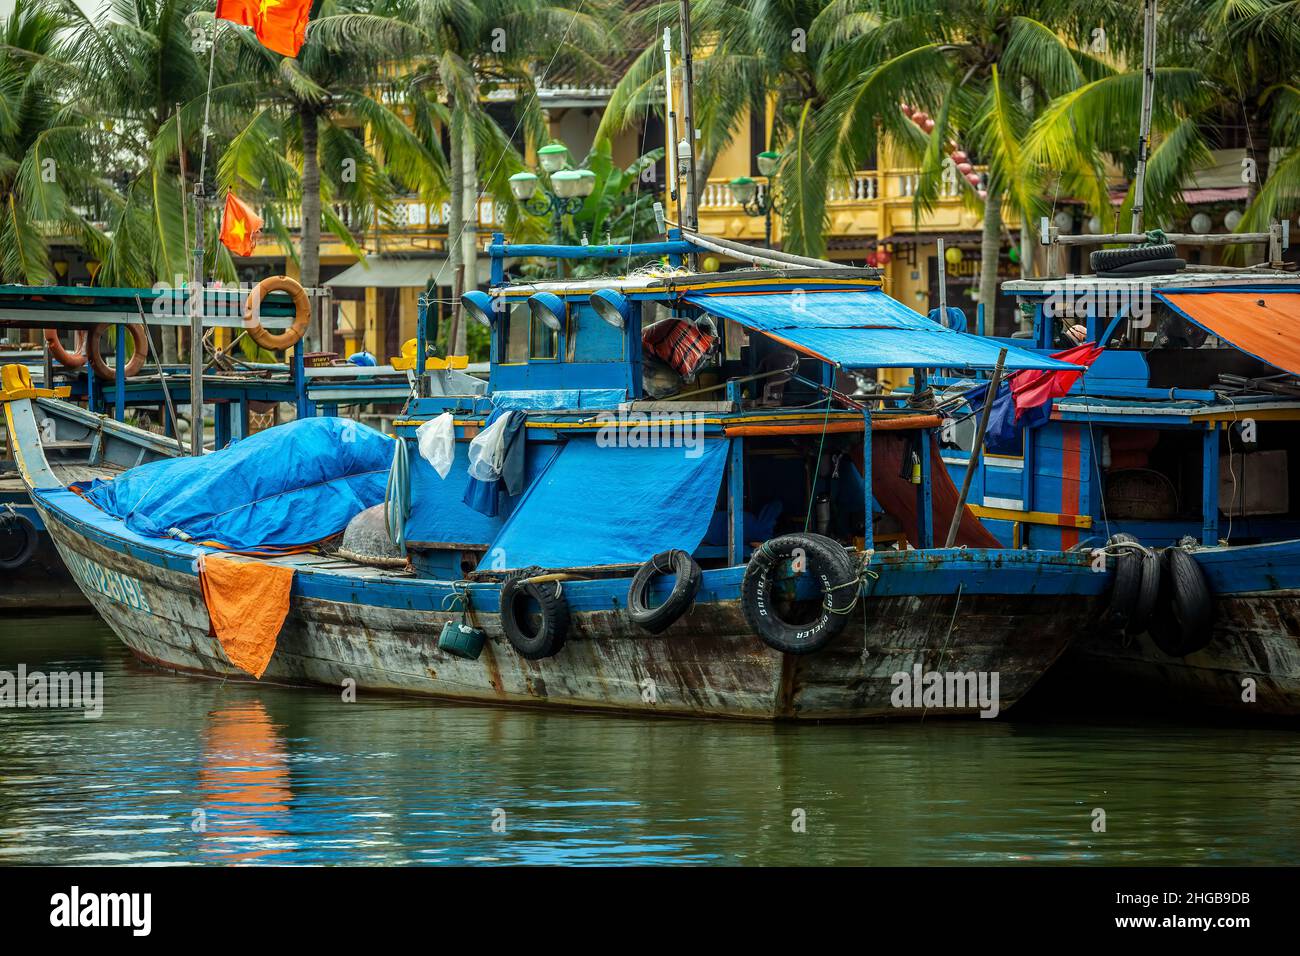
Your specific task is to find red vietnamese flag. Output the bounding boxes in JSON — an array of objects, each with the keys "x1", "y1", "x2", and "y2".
[
  {"x1": 219, "y1": 193, "x2": 264, "y2": 258},
  {"x1": 217, "y1": 0, "x2": 312, "y2": 58}
]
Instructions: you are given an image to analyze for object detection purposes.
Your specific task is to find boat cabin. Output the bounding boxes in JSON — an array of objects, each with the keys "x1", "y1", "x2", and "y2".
[
  {"x1": 394, "y1": 232, "x2": 1070, "y2": 579},
  {"x1": 942, "y1": 269, "x2": 1300, "y2": 551}
]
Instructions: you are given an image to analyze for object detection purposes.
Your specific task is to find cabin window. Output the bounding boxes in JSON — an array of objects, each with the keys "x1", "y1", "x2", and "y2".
[
  {"x1": 531, "y1": 309, "x2": 560, "y2": 359},
  {"x1": 501, "y1": 302, "x2": 529, "y2": 364}
]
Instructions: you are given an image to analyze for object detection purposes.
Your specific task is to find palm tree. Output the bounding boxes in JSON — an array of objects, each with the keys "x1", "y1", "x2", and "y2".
[
  {"x1": 596, "y1": 0, "x2": 872, "y2": 256},
  {"x1": 0, "y1": 0, "x2": 107, "y2": 286},
  {"x1": 384, "y1": 0, "x2": 609, "y2": 353},
  {"x1": 215, "y1": 2, "x2": 446, "y2": 349},
  {"x1": 819, "y1": 0, "x2": 1141, "y2": 308},
  {"x1": 53, "y1": 0, "x2": 228, "y2": 360}
]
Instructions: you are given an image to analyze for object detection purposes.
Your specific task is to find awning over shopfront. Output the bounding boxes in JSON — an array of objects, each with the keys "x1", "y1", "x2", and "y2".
[
  {"x1": 684, "y1": 289, "x2": 1076, "y2": 371},
  {"x1": 1158, "y1": 291, "x2": 1300, "y2": 377},
  {"x1": 484, "y1": 438, "x2": 731, "y2": 570},
  {"x1": 325, "y1": 256, "x2": 452, "y2": 289}
]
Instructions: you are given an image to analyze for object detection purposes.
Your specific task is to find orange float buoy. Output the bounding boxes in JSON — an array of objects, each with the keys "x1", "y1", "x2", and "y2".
[
  {"x1": 88, "y1": 324, "x2": 149, "y2": 381},
  {"x1": 245, "y1": 275, "x2": 310, "y2": 352},
  {"x1": 43, "y1": 329, "x2": 89, "y2": 368}
]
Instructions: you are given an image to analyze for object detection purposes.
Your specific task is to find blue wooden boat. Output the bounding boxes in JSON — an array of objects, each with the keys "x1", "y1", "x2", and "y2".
[
  {"x1": 2, "y1": 237, "x2": 1110, "y2": 720},
  {"x1": 944, "y1": 251, "x2": 1300, "y2": 716}
]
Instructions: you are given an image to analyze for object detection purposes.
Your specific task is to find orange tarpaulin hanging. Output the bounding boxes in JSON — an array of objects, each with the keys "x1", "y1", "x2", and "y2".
[
  {"x1": 1158, "y1": 292, "x2": 1300, "y2": 377},
  {"x1": 198, "y1": 554, "x2": 295, "y2": 679},
  {"x1": 218, "y1": 192, "x2": 264, "y2": 258},
  {"x1": 217, "y1": 0, "x2": 312, "y2": 58}
]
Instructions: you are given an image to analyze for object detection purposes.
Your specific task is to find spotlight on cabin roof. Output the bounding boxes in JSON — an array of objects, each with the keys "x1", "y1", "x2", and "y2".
[
  {"x1": 462, "y1": 290, "x2": 496, "y2": 327},
  {"x1": 528, "y1": 292, "x2": 565, "y2": 331},
  {"x1": 589, "y1": 289, "x2": 628, "y2": 329},
  {"x1": 537, "y1": 143, "x2": 570, "y2": 173}
]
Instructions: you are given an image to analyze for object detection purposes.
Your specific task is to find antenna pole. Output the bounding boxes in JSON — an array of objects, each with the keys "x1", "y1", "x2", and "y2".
[
  {"x1": 1131, "y1": 0, "x2": 1158, "y2": 235},
  {"x1": 677, "y1": 0, "x2": 699, "y2": 242}
]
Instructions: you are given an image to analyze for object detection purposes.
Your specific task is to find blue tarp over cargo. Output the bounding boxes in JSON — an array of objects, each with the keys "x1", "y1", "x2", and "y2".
[
  {"x1": 485, "y1": 438, "x2": 730, "y2": 570},
  {"x1": 81, "y1": 417, "x2": 393, "y2": 550},
  {"x1": 684, "y1": 289, "x2": 1076, "y2": 371}
]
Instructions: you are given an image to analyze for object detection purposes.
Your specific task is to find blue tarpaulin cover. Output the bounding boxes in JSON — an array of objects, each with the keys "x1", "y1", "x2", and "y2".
[
  {"x1": 685, "y1": 289, "x2": 1075, "y2": 371},
  {"x1": 486, "y1": 438, "x2": 730, "y2": 570},
  {"x1": 82, "y1": 417, "x2": 393, "y2": 550},
  {"x1": 405, "y1": 439, "x2": 560, "y2": 546}
]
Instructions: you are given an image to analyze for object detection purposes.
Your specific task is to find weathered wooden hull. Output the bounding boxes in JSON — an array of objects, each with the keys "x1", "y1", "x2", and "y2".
[
  {"x1": 37, "y1": 497, "x2": 1101, "y2": 721},
  {"x1": 1037, "y1": 540, "x2": 1300, "y2": 717},
  {"x1": 1048, "y1": 592, "x2": 1300, "y2": 717}
]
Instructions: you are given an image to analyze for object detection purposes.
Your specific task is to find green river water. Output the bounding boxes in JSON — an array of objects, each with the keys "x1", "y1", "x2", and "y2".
[{"x1": 1, "y1": 614, "x2": 1297, "y2": 866}]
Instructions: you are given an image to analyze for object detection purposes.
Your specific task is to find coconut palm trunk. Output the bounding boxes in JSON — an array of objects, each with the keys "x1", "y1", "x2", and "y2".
[
  {"x1": 446, "y1": 103, "x2": 465, "y2": 357},
  {"x1": 457, "y1": 111, "x2": 477, "y2": 357},
  {"x1": 299, "y1": 105, "x2": 322, "y2": 352},
  {"x1": 979, "y1": 188, "x2": 1003, "y2": 332}
]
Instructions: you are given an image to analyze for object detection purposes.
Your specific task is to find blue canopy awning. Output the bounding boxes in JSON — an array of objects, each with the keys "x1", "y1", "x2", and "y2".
[
  {"x1": 684, "y1": 289, "x2": 1076, "y2": 371},
  {"x1": 485, "y1": 438, "x2": 730, "y2": 570}
]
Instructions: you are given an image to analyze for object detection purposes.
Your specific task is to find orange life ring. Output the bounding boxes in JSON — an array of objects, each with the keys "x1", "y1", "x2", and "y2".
[
  {"x1": 43, "y1": 329, "x2": 89, "y2": 368},
  {"x1": 245, "y1": 275, "x2": 310, "y2": 351},
  {"x1": 88, "y1": 323, "x2": 149, "y2": 381}
]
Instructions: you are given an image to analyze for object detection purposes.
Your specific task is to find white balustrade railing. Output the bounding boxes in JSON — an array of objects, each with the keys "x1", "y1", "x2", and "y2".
[{"x1": 697, "y1": 171, "x2": 880, "y2": 210}]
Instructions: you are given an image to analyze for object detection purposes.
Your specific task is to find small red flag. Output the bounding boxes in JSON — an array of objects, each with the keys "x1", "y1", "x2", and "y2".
[
  {"x1": 217, "y1": 0, "x2": 312, "y2": 58},
  {"x1": 219, "y1": 193, "x2": 264, "y2": 258}
]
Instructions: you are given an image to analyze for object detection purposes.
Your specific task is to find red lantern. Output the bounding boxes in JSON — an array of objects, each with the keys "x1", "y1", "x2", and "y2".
[
  {"x1": 866, "y1": 252, "x2": 879, "y2": 267},
  {"x1": 966, "y1": 172, "x2": 981, "y2": 186},
  {"x1": 977, "y1": 189, "x2": 988, "y2": 201},
  {"x1": 951, "y1": 150, "x2": 968, "y2": 163},
  {"x1": 957, "y1": 161, "x2": 973, "y2": 175},
  {"x1": 876, "y1": 249, "x2": 892, "y2": 265}
]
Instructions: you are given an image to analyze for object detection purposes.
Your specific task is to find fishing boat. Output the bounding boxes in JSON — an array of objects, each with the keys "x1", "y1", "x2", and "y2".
[
  {"x1": 1, "y1": 231, "x2": 1116, "y2": 720},
  {"x1": 944, "y1": 226, "x2": 1300, "y2": 717},
  {"x1": 0, "y1": 282, "x2": 424, "y2": 611}
]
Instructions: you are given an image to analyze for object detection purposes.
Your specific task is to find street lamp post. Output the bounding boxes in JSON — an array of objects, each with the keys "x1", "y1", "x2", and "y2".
[
  {"x1": 508, "y1": 142, "x2": 597, "y2": 275},
  {"x1": 728, "y1": 151, "x2": 781, "y2": 246}
]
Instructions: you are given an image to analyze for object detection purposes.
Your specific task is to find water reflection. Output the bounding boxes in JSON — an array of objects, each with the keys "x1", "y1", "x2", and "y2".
[
  {"x1": 1, "y1": 615, "x2": 1297, "y2": 865},
  {"x1": 198, "y1": 701, "x2": 292, "y2": 864}
]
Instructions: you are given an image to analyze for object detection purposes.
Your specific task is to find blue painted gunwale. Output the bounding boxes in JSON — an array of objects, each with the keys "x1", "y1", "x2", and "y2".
[{"x1": 32, "y1": 485, "x2": 1113, "y2": 617}]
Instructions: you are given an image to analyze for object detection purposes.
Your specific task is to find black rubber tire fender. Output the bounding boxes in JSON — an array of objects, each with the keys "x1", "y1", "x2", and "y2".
[
  {"x1": 627, "y1": 549, "x2": 702, "y2": 634},
  {"x1": 1096, "y1": 257, "x2": 1186, "y2": 277},
  {"x1": 1126, "y1": 544, "x2": 1161, "y2": 638},
  {"x1": 1148, "y1": 548, "x2": 1215, "y2": 657},
  {"x1": 741, "y1": 533, "x2": 858, "y2": 656},
  {"x1": 500, "y1": 573, "x2": 570, "y2": 661},
  {"x1": 0, "y1": 511, "x2": 38, "y2": 571},
  {"x1": 1089, "y1": 243, "x2": 1177, "y2": 273},
  {"x1": 1103, "y1": 533, "x2": 1141, "y2": 632}
]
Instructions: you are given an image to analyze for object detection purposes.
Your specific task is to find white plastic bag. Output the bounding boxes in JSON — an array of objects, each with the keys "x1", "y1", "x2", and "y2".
[
  {"x1": 467, "y1": 413, "x2": 510, "y2": 482},
  {"x1": 416, "y1": 412, "x2": 455, "y2": 479}
]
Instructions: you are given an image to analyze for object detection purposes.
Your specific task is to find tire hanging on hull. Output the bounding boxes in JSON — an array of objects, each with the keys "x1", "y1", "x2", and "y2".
[
  {"x1": 741, "y1": 533, "x2": 859, "y2": 655},
  {"x1": 627, "y1": 549, "x2": 701, "y2": 634}
]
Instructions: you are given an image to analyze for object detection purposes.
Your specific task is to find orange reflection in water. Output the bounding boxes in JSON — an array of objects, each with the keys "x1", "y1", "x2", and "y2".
[{"x1": 197, "y1": 700, "x2": 292, "y2": 863}]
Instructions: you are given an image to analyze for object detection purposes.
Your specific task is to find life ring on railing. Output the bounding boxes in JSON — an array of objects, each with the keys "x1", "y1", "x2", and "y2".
[
  {"x1": 741, "y1": 533, "x2": 859, "y2": 655},
  {"x1": 500, "y1": 572, "x2": 570, "y2": 660},
  {"x1": 1148, "y1": 548, "x2": 1215, "y2": 657},
  {"x1": 627, "y1": 549, "x2": 701, "y2": 634},
  {"x1": 0, "y1": 511, "x2": 38, "y2": 571},
  {"x1": 43, "y1": 329, "x2": 89, "y2": 368},
  {"x1": 88, "y1": 323, "x2": 149, "y2": 381},
  {"x1": 245, "y1": 275, "x2": 310, "y2": 351}
]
